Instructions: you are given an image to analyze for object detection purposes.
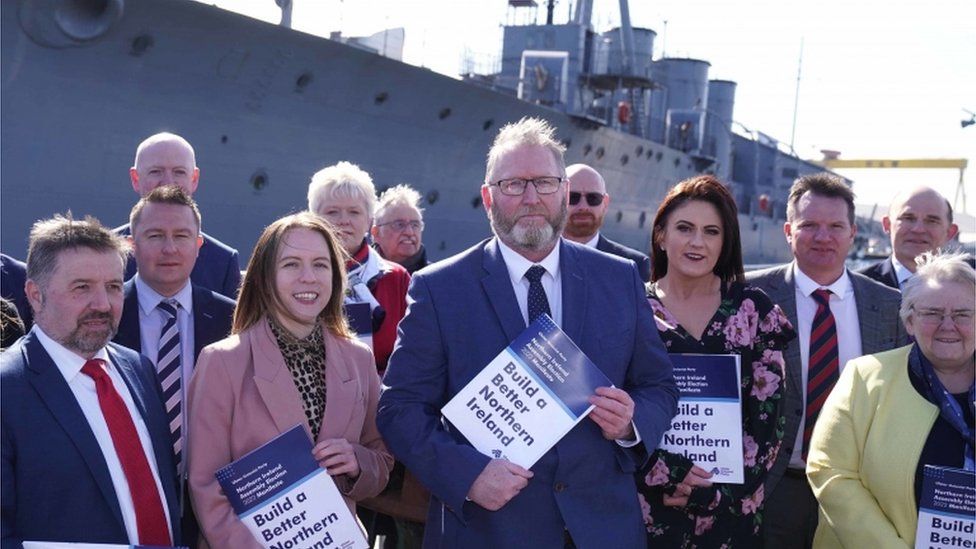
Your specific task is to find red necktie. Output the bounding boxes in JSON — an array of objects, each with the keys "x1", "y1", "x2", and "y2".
[
  {"x1": 803, "y1": 289, "x2": 839, "y2": 461},
  {"x1": 81, "y1": 359, "x2": 172, "y2": 546}
]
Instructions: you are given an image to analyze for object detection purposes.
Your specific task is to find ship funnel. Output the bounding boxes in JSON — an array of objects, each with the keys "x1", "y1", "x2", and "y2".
[{"x1": 20, "y1": 0, "x2": 124, "y2": 46}]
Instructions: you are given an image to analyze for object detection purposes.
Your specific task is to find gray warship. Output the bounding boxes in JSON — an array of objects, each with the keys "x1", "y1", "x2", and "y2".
[{"x1": 0, "y1": 0, "x2": 840, "y2": 264}]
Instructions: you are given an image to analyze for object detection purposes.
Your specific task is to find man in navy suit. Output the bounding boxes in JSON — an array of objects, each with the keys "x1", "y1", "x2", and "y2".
[
  {"x1": 112, "y1": 186, "x2": 235, "y2": 548},
  {"x1": 1, "y1": 253, "x2": 32, "y2": 335},
  {"x1": 378, "y1": 118, "x2": 678, "y2": 548},
  {"x1": 1, "y1": 214, "x2": 181, "y2": 547},
  {"x1": 858, "y1": 185, "x2": 968, "y2": 289},
  {"x1": 116, "y1": 132, "x2": 241, "y2": 299},
  {"x1": 562, "y1": 163, "x2": 651, "y2": 282}
]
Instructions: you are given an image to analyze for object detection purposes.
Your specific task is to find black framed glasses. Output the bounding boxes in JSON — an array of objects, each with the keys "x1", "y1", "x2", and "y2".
[
  {"x1": 489, "y1": 176, "x2": 564, "y2": 196},
  {"x1": 569, "y1": 191, "x2": 605, "y2": 207},
  {"x1": 376, "y1": 220, "x2": 424, "y2": 232}
]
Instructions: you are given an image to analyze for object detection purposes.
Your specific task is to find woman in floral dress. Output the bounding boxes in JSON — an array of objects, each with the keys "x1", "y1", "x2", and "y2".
[{"x1": 636, "y1": 175, "x2": 796, "y2": 548}]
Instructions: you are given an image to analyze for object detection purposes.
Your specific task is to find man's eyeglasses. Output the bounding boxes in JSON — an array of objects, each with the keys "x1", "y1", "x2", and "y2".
[
  {"x1": 912, "y1": 307, "x2": 975, "y2": 327},
  {"x1": 376, "y1": 220, "x2": 424, "y2": 232},
  {"x1": 488, "y1": 177, "x2": 564, "y2": 196},
  {"x1": 569, "y1": 191, "x2": 605, "y2": 207}
]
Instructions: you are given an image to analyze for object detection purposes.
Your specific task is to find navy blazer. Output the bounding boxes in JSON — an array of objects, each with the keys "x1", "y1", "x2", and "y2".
[
  {"x1": 0, "y1": 253, "x2": 32, "y2": 330},
  {"x1": 857, "y1": 257, "x2": 899, "y2": 289},
  {"x1": 115, "y1": 224, "x2": 241, "y2": 300},
  {"x1": 596, "y1": 234, "x2": 651, "y2": 283},
  {"x1": 113, "y1": 279, "x2": 235, "y2": 362},
  {"x1": 1, "y1": 331, "x2": 182, "y2": 547},
  {"x1": 859, "y1": 254, "x2": 976, "y2": 290},
  {"x1": 377, "y1": 238, "x2": 678, "y2": 548}
]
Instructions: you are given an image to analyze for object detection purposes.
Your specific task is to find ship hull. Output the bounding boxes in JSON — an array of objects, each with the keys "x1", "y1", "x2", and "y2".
[{"x1": 0, "y1": 0, "x2": 792, "y2": 265}]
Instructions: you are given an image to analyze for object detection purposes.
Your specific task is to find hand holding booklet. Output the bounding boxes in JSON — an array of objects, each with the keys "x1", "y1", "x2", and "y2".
[
  {"x1": 214, "y1": 424, "x2": 368, "y2": 549},
  {"x1": 441, "y1": 314, "x2": 612, "y2": 469}
]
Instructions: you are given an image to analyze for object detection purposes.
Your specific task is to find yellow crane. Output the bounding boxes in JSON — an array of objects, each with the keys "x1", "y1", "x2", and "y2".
[{"x1": 814, "y1": 154, "x2": 968, "y2": 213}]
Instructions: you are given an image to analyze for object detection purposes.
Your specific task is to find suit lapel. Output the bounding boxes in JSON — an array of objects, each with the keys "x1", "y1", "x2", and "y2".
[
  {"x1": 851, "y1": 274, "x2": 898, "y2": 353},
  {"x1": 559, "y1": 241, "x2": 585, "y2": 343},
  {"x1": 481, "y1": 239, "x2": 526, "y2": 343},
  {"x1": 770, "y1": 266, "x2": 802, "y2": 396},
  {"x1": 192, "y1": 284, "x2": 215, "y2": 360},
  {"x1": 318, "y1": 329, "x2": 356, "y2": 441},
  {"x1": 250, "y1": 319, "x2": 312, "y2": 435},
  {"x1": 114, "y1": 281, "x2": 142, "y2": 353},
  {"x1": 23, "y1": 333, "x2": 126, "y2": 533}
]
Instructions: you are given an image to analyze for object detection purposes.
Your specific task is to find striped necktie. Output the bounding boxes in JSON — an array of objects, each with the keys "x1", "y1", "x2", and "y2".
[
  {"x1": 525, "y1": 265, "x2": 551, "y2": 324},
  {"x1": 156, "y1": 299, "x2": 183, "y2": 473},
  {"x1": 803, "y1": 288, "x2": 839, "y2": 460}
]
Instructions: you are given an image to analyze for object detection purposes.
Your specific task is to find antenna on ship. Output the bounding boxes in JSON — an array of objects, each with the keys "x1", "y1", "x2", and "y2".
[
  {"x1": 546, "y1": 0, "x2": 556, "y2": 24},
  {"x1": 275, "y1": 0, "x2": 292, "y2": 28},
  {"x1": 789, "y1": 37, "x2": 804, "y2": 153}
]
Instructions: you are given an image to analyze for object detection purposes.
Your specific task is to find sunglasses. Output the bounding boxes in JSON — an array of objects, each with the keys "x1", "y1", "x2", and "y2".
[{"x1": 569, "y1": 191, "x2": 605, "y2": 207}]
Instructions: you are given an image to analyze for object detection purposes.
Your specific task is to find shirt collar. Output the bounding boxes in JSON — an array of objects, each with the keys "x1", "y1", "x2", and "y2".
[
  {"x1": 496, "y1": 238, "x2": 561, "y2": 285},
  {"x1": 134, "y1": 275, "x2": 193, "y2": 316},
  {"x1": 583, "y1": 232, "x2": 601, "y2": 249},
  {"x1": 891, "y1": 256, "x2": 915, "y2": 286},
  {"x1": 33, "y1": 325, "x2": 111, "y2": 382},
  {"x1": 793, "y1": 262, "x2": 853, "y2": 300}
]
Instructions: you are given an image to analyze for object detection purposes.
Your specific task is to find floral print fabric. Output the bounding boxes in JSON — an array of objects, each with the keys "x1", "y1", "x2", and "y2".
[{"x1": 637, "y1": 282, "x2": 795, "y2": 548}]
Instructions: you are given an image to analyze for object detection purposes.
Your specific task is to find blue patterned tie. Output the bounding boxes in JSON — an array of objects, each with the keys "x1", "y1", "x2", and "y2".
[
  {"x1": 525, "y1": 265, "x2": 551, "y2": 324},
  {"x1": 803, "y1": 289, "x2": 838, "y2": 461},
  {"x1": 156, "y1": 299, "x2": 183, "y2": 473}
]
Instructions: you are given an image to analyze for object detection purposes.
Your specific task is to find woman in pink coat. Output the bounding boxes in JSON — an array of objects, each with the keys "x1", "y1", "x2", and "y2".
[{"x1": 187, "y1": 212, "x2": 392, "y2": 548}]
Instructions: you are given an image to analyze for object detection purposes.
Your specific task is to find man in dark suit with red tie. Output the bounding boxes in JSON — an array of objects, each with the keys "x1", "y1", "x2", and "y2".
[
  {"x1": 747, "y1": 174, "x2": 908, "y2": 549},
  {"x1": 1, "y1": 214, "x2": 180, "y2": 547}
]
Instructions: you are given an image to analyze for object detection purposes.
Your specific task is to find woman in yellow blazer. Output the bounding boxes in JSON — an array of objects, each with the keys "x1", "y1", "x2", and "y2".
[
  {"x1": 188, "y1": 212, "x2": 393, "y2": 548},
  {"x1": 807, "y1": 252, "x2": 975, "y2": 548}
]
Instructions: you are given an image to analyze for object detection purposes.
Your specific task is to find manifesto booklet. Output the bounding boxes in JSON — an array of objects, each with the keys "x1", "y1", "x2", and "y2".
[
  {"x1": 441, "y1": 314, "x2": 612, "y2": 469},
  {"x1": 915, "y1": 465, "x2": 975, "y2": 549},
  {"x1": 215, "y1": 424, "x2": 368, "y2": 549},
  {"x1": 658, "y1": 354, "x2": 744, "y2": 484}
]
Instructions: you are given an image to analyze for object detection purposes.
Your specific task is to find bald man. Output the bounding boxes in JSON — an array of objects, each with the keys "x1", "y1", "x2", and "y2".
[
  {"x1": 563, "y1": 164, "x2": 651, "y2": 282},
  {"x1": 859, "y1": 186, "x2": 969, "y2": 289},
  {"x1": 115, "y1": 133, "x2": 241, "y2": 299}
]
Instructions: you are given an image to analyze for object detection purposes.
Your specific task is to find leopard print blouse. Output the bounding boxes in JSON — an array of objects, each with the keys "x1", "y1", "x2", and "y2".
[{"x1": 269, "y1": 319, "x2": 328, "y2": 436}]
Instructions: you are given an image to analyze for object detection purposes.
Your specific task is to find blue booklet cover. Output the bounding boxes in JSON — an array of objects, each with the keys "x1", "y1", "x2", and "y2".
[
  {"x1": 215, "y1": 424, "x2": 367, "y2": 548},
  {"x1": 442, "y1": 314, "x2": 612, "y2": 469},
  {"x1": 915, "y1": 465, "x2": 975, "y2": 549},
  {"x1": 659, "y1": 354, "x2": 743, "y2": 483}
]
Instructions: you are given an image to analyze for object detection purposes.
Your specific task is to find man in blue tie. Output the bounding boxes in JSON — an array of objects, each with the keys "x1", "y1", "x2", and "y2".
[
  {"x1": 1, "y1": 214, "x2": 181, "y2": 546},
  {"x1": 377, "y1": 117, "x2": 678, "y2": 548},
  {"x1": 112, "y1": 186, "x2": 235, "y2": 547}
]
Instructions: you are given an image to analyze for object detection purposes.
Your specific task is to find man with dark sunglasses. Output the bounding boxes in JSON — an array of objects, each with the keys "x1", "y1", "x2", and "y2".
[{"x1": 563, "y1": 164, "x2": 651, "y2": 282}]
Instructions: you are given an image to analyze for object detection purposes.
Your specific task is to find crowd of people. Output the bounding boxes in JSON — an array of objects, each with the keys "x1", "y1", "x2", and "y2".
[{"x1": 0, "y1": 118, "x2": 972, "y2": 549}]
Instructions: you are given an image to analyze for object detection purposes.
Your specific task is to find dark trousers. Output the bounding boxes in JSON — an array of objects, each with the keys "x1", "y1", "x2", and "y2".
[{"x1": 763, "y1": 469, "x2": 818, "y2": 549}]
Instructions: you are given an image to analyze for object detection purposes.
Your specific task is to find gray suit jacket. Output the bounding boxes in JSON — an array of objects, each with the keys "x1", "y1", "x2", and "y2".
[{"x1": 745, "y1": 263, "x2": 908, "y2": 497}]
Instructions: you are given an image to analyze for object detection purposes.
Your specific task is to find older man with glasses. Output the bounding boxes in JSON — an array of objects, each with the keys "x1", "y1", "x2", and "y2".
[
  {"x1": 371, "y1": 184, "x2": 429, "y2": 274},
  {"x1": 562, "y1": 164, "x2": 651, "y2": 282}
]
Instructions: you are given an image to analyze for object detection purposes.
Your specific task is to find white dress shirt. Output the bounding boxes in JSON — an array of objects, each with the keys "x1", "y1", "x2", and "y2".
[
  {"x1": 34, "y1": 327, "x2": 172, "y2": 543},
  {"x1": 891, "y1": 256, "x2": 914, "y2": 288},
  {"x1": 582, "y1": 232, "x2": 601, "y2": 249},
  {"x1": 496, "y1": 239, "x2": 563, "y2": 327},
  {"x1": 789, "y1": 264, "x2": 863, "y2": 468},
  {"x1": 134, "y1": 276, "x2": 196, "y2": 376}
]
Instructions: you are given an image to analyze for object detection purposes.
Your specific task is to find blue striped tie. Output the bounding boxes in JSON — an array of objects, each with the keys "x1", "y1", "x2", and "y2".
[
  {"x1": 803, "y1": 289, "x2": 839, "y2": 461},
  {"x1": 156, "y1": 299, "x2": 183, "y2": 473}
]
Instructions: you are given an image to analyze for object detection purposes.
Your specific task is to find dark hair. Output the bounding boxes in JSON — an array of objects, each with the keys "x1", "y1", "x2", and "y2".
[
  {"x1": 786, "y1": 172, "x2": 856, "y2": 226},
  {"x1": 129, "y1": 185, "x2": 202, "y2": 234},
  {"x1": 650, "y1": 175, "x2": 744, "y2": 283},
  {"x1": 233, "y1": 212, "x2": 352, "y2": 338},
  {"x1": 27, "y1": 213, "x2": 130, "y2": 290}
]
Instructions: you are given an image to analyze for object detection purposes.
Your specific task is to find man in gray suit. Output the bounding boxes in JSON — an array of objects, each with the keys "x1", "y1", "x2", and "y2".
[{"x1": 747, "y1": 173, "x2": 907, "y2": 549}]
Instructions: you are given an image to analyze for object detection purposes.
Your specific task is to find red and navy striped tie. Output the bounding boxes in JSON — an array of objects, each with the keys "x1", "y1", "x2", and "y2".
[{"x1": 803, "y1": 288, "x2": 839, "y2": 461}]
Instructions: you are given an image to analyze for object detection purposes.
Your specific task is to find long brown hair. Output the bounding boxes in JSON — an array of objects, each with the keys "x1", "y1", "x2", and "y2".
[
  {"x1": 233, "y1": 212, "x2": 353, "y2": 338},
  {"x1": 650, "y1": 175, "x2": 745, "y2": 283}
]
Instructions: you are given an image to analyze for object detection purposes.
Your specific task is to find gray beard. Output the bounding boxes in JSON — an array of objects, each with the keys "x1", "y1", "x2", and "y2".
[{"x1": 489, "y1": 199, "x2": 567, "y2": 252}]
